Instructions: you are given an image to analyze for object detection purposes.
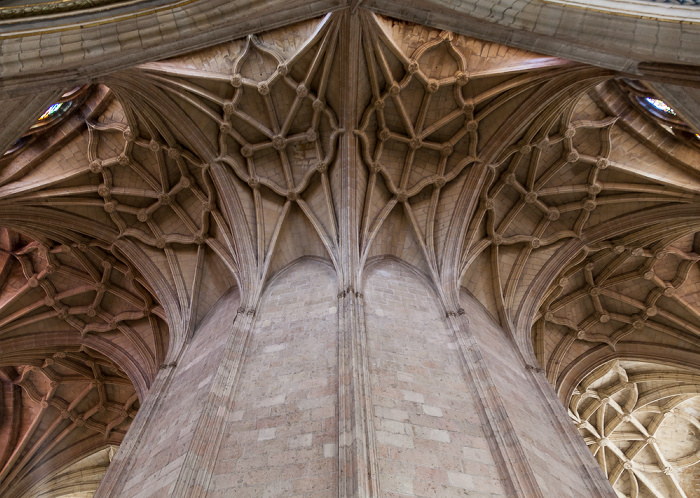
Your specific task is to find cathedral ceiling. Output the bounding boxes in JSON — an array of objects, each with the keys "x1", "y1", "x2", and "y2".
[
  {"x1": 0, "y1": 8, "x2": 700, "y2": 497},
  {"x1": 572, "y1": 360, "x2": 700, "y2": 498},
  {"x1": 2, "y1": 0, "x2": 700, "y2": 96}
]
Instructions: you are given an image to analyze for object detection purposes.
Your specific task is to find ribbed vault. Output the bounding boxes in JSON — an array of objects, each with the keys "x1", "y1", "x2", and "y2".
[
  {"x1": 0, "y1": 228, "x2": 164, "y2": 496},
  {"x1": 571, "y1": 360, "x2": 700, "y2": 498},
  {"x1": 0, "y1": 7, "x2": 699, "y2": 497}
]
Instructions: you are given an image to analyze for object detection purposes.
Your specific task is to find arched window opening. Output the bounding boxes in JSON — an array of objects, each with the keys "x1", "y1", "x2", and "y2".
[
  {"x1": 619, "y1": 78, "x2": 700, "y2": 145},
  {"x1": 3, "y1": 85, "x2": 90, "y2": 158}
]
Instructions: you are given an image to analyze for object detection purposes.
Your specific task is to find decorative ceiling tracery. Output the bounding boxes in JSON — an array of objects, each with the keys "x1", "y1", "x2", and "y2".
[
  {"x1": 460, "y1": 90, "x2": 700, "y2": 328},
  {"x1": 571, "y1": 360, "x2": 700, "y2": 498},
  {"x1": 0, "y1": 229, "x2": 166, "y2": 390},
  {"x1": 355, "y1": 17, "x2": 479, "y2": 278},
  {"x1": 534, "y1": 230, "x2": 700, "y2": 389},
  {"x1": 0, "y1": 230, "x2": 163, "y2": 496},
  {"x1": 355, "y1": 13, "x2": 597, "y2": 285},
  {"x1": 526, "y1": 95, "x2": 700, "y2": 495},
  {"x1": 0, "y1": 9, "x2": 698, "y2": 497},
  {"x1": 25, "y1": 445, "x2": 116, "y2": 498},
  {"x1": 121, "y1": 14, "x2": 344, "y2": 286},
  {"x1": 0, "y1": 86, "x2": 238, "y2": 350},
  {"x1": 0, "y1": 348, "x2": 136, "y2": 497}
]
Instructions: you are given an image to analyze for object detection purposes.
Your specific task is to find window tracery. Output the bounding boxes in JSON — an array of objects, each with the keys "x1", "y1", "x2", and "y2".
[
  {"x1": 619, "y1": 79, "x2": 700, "y2": 145},
  {"x1": 37, "y1": 102, "x2": 65, "y2": 122},
  {"x1": 3, "y1": 86, "x2": 89, "y2": 158}
]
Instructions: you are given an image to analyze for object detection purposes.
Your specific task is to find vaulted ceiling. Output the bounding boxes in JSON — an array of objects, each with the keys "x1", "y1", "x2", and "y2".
[{"x1": 0, "y1": 5, "x2": 700, "y2": 497}]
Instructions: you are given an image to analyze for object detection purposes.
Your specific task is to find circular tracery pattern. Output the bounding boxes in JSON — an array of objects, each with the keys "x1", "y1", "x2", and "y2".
[
  {"x1": 2, "y1": 10, "x2": 700, "y2": 498},
  {"x1": 0, "y1": 224, "x2": 169, "y2": 406},
  {"x1": 571, "y1": 360, "x2": 700, "y2": 498},
  {"x1": 138, "y1": 16, "x2": 345, "y2": 273},
  {"x1": 0, "y1": 227, "x2": 164, "y2": 496},
  {"x1": 462, "y1": 90, "x2": 697, "y2": 326},
  {"x1": 0, "y1": 231, "x2": 167, "y2": 370},
  {"x1": 355, "y1": 28, "x2": 477, "y2": 201}
]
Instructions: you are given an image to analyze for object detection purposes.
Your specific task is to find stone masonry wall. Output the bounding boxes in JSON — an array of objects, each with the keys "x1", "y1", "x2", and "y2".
[
  {"x1": 208, "y1": 258, "x2": 338, "y2": 497},
  {"x1": 99, "y1": 258, "x2": 612, "y2": 498},
  {"x1": 363, "y1": 258, "x2": 508, "y2": 497},
  {"x1": 460, "y1": 288, "x2": 604, "y2": 498},
  {"x1": 114, "y1": 288, "x2": 241, "y2": 497}
]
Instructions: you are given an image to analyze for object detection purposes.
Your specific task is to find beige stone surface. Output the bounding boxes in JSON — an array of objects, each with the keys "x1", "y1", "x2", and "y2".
[
  {"x1": 0, "y1": 4, "x2": 700, "y2": 498},
  {"x1": 210, "y1": 259, "x2": 338, "y2": 497},
  {"x1": 365, "y1": 258, "x2": 507, "y2": 497}
]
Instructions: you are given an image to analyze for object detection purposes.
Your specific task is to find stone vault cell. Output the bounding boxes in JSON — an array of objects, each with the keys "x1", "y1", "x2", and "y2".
[
  {"x1": 210, "y1": 259, "x2": 338, "y2": 497},
  {"x1": 364, "y1": 258, "x2": 507, "y2": 497}
]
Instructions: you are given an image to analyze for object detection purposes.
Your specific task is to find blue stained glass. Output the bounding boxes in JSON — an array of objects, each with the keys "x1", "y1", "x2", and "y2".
[
  {"x1": 645, "y1": 98, "x2": 677, "y2": 116},
  {"x1": 38, "y1": 103, "x2": 63, "y2": 121},
  {"x1": 650, "y1": 0, "x2": 700, "y2": 4}
]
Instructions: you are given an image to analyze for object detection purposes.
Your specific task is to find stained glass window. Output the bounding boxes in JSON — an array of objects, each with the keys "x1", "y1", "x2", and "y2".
[
  {"x1": 645, "y1": 97, "x2": 677, "y2": 116},
  {"x1": 649, "y1": 0, "x2": 700, "y2": 4},
  {"x1": 38, "y1": 103, "x2": 64, "y2": 121},
  {"x1": 619, "y1": 80, "x2": 700, "y2": 150},
  {"x1": 3, "y1": 86, "x2": 89, "y2": 158}
]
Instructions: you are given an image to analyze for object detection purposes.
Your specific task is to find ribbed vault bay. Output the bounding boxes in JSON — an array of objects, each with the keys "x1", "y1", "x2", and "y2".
[
  {"x1": 0, "y1": 228, "x2": 165, "y2": 496},
  {"x1": 0, "y1": 8, "x2": 700, "y2": 497},
  {"x1": 571, "y1": 360, "x2": 700, "y2": 498}
]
